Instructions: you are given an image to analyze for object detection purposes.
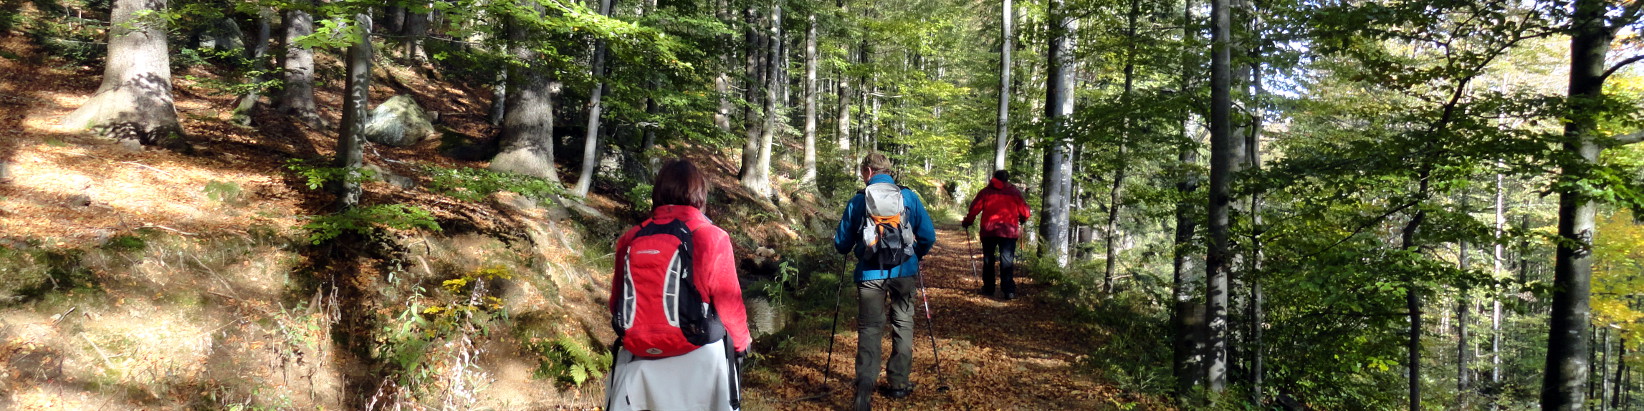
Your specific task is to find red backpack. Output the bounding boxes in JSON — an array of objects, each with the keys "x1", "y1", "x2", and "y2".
[{"x1": 612, "y1": 218, "x2": 726, "y2": 358}]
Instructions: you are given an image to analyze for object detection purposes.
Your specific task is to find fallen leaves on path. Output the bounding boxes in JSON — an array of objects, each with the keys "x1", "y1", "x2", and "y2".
[{"x1": 742, "y1": 226, "x2": 1130, "y2": 410}]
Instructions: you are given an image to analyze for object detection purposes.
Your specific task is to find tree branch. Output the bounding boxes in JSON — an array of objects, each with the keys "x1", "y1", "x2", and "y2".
[
  {"x1": 1612, "y1": 130, "x2": 1644, "y2": 145},
  {"x1": 1601, "y1": 54, "x2": 1644, "y2": 83}
]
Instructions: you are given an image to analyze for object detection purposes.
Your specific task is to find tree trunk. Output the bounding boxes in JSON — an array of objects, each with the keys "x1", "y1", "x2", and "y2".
[
  {"x1": 278, "y1": 1, "x2": 323, "y2": 127},
  {"x1": 836, "y1": 49, "x2": 853, "y2": 154},
  {"x1": 1205, "y1": 0, "x2": 1234, "y2": 393},
  {"x1": 1246, "y1": 10, "x2": 1265, "y2": 400},
  {"x1": 1039, "y1": 0, "x2": 1075, "y2": 269},
  {"x1": 491, "y1": 1, "x2": 561, "y2": 181},
  {"x1": 801, "y1": 12, "x2": 818, "y2": 184},
  {"x1": 1403, "y1": 178, "x2": 1429, "y2": 411},
  {"x1": 385, "y1": 5, "x2": 405, "y2": 34},
  {"x1": 1493, "y1": 169, "x2": 1505, "y2": 386},
  {"x1": 1545, "y1": 0, "x2": 1616, "y2": 408},
  {"x1": 1601, "y1": 327, "x2": 1612, "y2": 411},
  {"x1": 62, "y1": 0, "x2": 181, "y2": 147},
  {"x1": 714, "y1": 0, "x2": 733, "y2": 133},
  {"x1": 490, "y1": 69, "x2": 507, "y2": 126},
  {"x1": 1172, "y1": 0, "x2": 1203, "y2": 399},
  {"x1": 231, "y1": 7, "x2": 274, "y2": 127},
  {"x1": 1103, "y1": 0, "x2": 1138, "y2": 294},
  {"x1": 334, "y1": 13, "x2": 373, "y2": 211},
  {"x1": 572, "y1": 0, "x2": 616, "y2": 197},
  {"x1": 1459, "y1": 237, "x2": 1472, "y2": 395},
  {"x1": 740, "y1": 3, "x2": 765, "y2": 180},
  {"x1": 403, "y1": 2, "x2": 430, "y2": 63},
  {"x1": 1614, "y1": 337, "x2": 1628, "y2": 409},
  {"x1": 994, "y1": 0, "x2": 1013, "y2": 172},
  {"x1": 741, "y1": 0, "x2": 780, "y2": 199}
]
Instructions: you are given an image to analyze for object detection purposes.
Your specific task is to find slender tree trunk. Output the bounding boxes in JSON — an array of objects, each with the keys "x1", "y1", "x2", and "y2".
[
  {"x1": 841, "y1": 0, "x2": 854, "y2": 157},
  {"x1": 1545, "y1": 0, "x2": 1618, "y2": 408},
  {"x1": 1493, "y1": 169, "x2": 1506, "y2": 386},
  {"x1": 1171, "y1": 0, "x2": 1203, "y2": 399},
  {"x1": 1039, "y1": 0, "x2": 1075, "y2": 269},
  {"x1": 334, "y1": 13, "x2": 373, "y2": 211},
  {"x1": 994, "y1": 0, "x2": 1013, "y2": 172},
  {"x1": 1102, "y1": 0, "x2": 1138, "y2": 293},
  {"x1": 835, "y1": 8, "x2": 861, "y2": 155},
  {"x1": 490, "y1": 69, "x2": 507, "y2": 126},
  {"x1": 231, "y1": 7, "x2": 274, "y2": 127},
  {"x1": 801, "y1": 12, "x2": 818, "y2": 184},
  {"x1": 1460, "y1": 237, "x2": 1472, "y2": 396},
  {"x1": 491, "y1": 1, "x2": 561, "y2": 181},
  {"x1": 278, "y1": 0, "x2": 323, "y2": 127},
  {"x1": 572, "y1": 0, "x2": 616, "y2": 197},
  {"x1": 714, "y1": 0, "x2": 733, "y2": 133},
  {"x1": 1614, "y1": 337, "x2": 1628, "y2": 409},
  {"x1": 1246, "y1": 10, "x2": 1265, "y2": 400},
  {"x1": 1205, "y1": 0, "x2": 1234, "y2": 392},
  {"x1": 63, "y1": 0, "x2": 181, "y2": 147},
  {"x1": 1403, "y1": 176, "x2": 1431, "y2": 411},
  {"x1": 1602, "y1": 328, "x2": 1613, "y2": 411}
]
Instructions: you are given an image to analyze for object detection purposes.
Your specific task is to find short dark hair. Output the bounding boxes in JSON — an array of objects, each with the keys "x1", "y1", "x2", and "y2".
[
  {"x1": 652, "y1": 159, "x2": 707, "y2": 210},
  {"x1": 993, "y1": 170, "x2": 1011, "y2": 183}
]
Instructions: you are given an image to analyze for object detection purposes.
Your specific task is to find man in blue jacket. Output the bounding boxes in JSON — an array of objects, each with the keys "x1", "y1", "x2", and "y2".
[{"x1": 833, "y1": 152, "x2": 936, "y2": 410}]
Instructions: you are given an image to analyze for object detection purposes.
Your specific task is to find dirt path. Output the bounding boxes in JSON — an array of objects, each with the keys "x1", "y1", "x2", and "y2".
[{"x1": 742, "y1": 224, "x2": 1121, "y2": 410}]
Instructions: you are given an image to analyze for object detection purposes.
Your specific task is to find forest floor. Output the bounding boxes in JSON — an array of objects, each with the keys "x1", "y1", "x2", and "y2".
[
  {"x1": 741, "y1": 225, "x2": 1156, "y2": 410},
  {"x1": 0, "y1": 21, "x2": 1162, "y2": 408}
]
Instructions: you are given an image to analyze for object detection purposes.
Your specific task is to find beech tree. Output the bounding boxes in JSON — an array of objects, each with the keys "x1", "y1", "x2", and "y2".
[
  {"x1": 334, "y1": 13, "x2": 373, "y2": 210},
  {"x1": 1038, "y1": 0, "x2": 1074, "y2": 269},
  {"x1": 1544, "y1": 0, "x2": 1644, "y2": 408},
  {"x1": 278, "y1": 0, "x2": 323, "y2": 127},
  {"x1": 571, "y1": 0, "x2": 616, "y2": 198},
  {"x1": 490, "y1": 0, "x2": 561, "y2": 181},
  {"x1": 62, "y1": 0, "x2": 182, "y2": 148}
]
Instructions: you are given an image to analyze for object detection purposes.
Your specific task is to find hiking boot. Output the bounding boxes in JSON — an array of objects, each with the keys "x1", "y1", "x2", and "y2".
[
  {"x1": 979, "y1": 288, "x2": 994, "y2": 297},
  {"x1": 1004, "y1": 292, "x2": 1016, "y2": 301},
  {"x1": 884, "y1": 384, "x2": 916, "y2": 399}
]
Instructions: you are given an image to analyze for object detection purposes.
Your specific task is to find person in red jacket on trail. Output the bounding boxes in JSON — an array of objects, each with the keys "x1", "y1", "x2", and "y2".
[
  {"x1": 606, "y1": 159, "x2": 752, "y2": 411},
  {"x1": 961, "y1": 170, "x2": 1032, "y2": 300}
]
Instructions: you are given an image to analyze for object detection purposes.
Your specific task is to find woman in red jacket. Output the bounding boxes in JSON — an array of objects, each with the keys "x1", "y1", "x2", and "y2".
[
  {"x1": 607, "y1": 160, "x2": 752, "y2": 411},
  {"x1": 962, "y1": 170, "x2": 1032, "y2": 300}
]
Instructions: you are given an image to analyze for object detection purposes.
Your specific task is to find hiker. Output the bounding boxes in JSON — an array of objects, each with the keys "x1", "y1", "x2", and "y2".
[
  {"x1": 607, "y1": 159, "x2": 752, "y2": 411},
  {"x1": 961, "y1": 170, "x2": 1031, "y2": 300},
  {"x1": 833, "y1": 152, "x2": 936, "y2": 410}
]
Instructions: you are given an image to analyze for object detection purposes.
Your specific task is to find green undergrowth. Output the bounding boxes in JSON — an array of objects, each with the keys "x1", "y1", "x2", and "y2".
[{"x1": 1025, "y1": 255, "x2": 1174, "y2": 402}]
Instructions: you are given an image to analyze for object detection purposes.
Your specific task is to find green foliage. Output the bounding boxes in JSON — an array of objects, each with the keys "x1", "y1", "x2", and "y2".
[
  {"x1": 302, "y1": 204, "x2": 441, "y2": 245},
  {"x1": 625, "y1": 182, "x2": 653, "y2": 213},
  {"x1": 22, "y1": 10, "x2": 104, "y2": 67},
  {"x1": 424, "y1": 165, "x2": 565, "y2": 203},
  {"x1": 285, "y1": 158, "x2": 377, "y2": 191},
  {"x1": 100, "y1": 234, "x2": 147, "y2": 252},
  {"x1": 527, "y1": 334, "x2": 612, "y2": 387},
  {"x1": 374, "y1": 265, "x2": 513, "y2": 391},
  {"x1": 202, "y1": 180, "x2": 246, "y2": 206}
]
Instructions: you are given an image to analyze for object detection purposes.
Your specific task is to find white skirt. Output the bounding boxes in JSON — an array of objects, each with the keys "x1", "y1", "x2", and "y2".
[{"x1": 606, "y1": 339, "x2": 740, "y2": 411}]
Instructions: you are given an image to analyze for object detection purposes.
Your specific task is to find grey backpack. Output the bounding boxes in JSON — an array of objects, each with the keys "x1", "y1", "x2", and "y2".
[{"x1": 859, "y1": 183, "x2": 916, "y2": 269}]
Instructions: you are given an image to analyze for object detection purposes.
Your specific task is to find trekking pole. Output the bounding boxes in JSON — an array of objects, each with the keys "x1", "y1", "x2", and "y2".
[
  {"x1": 914, "y1": 269, "x2": 951, "y2": 393},
  {"x1": 967, "y1": 229, "x2": 981, "y2": 285},
  {"x1": 817, "y1": 254, "x2": 849, "y2": 397}
]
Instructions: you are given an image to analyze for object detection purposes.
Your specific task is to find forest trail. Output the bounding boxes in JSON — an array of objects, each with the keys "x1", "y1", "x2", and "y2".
[{"x1": 741, "y1": 224, "x2": 1123, "y2": 410}]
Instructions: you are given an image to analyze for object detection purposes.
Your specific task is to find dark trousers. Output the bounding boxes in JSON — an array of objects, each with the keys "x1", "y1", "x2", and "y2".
[
  {"x1": 854, "y1": 276, "x2": 916, "y2": 410},
  {"x1": 981, "y1": 237, "x2": 1018, "y2": 294}
]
